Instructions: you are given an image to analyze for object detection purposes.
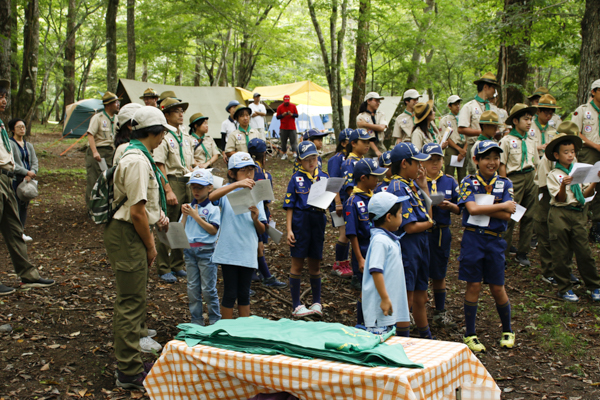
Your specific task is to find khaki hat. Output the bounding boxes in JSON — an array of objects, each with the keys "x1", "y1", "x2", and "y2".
[
  {"x1": 557, "y1": 121, "x2": 579, "y2": 136},
  {"x1": 545, "y1": 130, "x2": 582, "y2": 162},
  {"x1": 447, "y1": 95, "x2": 461, "y2": 105},
  {"x1": 478, "y1": 110, "x2": 500, "y2": 126},
  {"x1": 506, "y1": 103, "x2": 538, "y2": 125},
  {"x1": 0, "y1": 79, "x2": 9, "y2": 91},
  {"x1": 17, "y1": 180, "x2": 38, "y2": 201},
  {"x1": 364, "y1": 92, "x2": 384, "y2": 102},
  {"x1": 189, "y1": 112, "x2": 208, "y2": 129},
  {"x1": 473, "y1": 72, "x2": 499, "y2": 87},
  {"x1": 160, "y1": 97, "x2": 189, "y2": 113},
  {"x1": 131, "y1": 106, "x2": 177, "y2": 132},
  {"x1": 528, "y1": 87, "x2": 549, "y2": 100},
  {"x1": 413, "y1": 100, "x2": 434, "y2": 124},
  {"x1": 592, "y1": 79, "x2": 600, "y2": 91},
  {"x1": 102, "y1": 91, "x2": 122, "y2": 105},
  {"x1": 403, "y1": 89, "x2": 419, "y2": 100},
  {"x1": 233, "y1": 104, "x2": 252, "y2": 120},
  {"x1": 159, "y1": 90, "x2": 178, "y2": 101},
  {"x1": 139, "y1": 88, "x2": 159, "y2": 99},
  {"x1": 117, "y1": 103, "x2": 143, "y2": 128},
  {"x1": 537, "y1": 94, "x2": 561, "y2": 109}
]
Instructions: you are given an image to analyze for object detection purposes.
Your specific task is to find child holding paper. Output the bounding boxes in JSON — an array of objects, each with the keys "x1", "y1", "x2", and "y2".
[
  {"x1": 209, "y1": 152, "x2": 267, "y2": 319},
  {"x1": 457, "y1": 140, "x2": 516, "y2": 353},
  {"x1": 180, "y1": 169, "x2": 221, "y2": 325},
  {"x1": 545, "y1": 133, "x2": 600, "y2": 302},
  {"x1": 284, "y1": 141, "x2": 330, "y2": 318}
]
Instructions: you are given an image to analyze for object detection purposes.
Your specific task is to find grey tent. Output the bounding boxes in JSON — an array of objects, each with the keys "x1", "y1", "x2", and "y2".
[{"x1": 62, "y1": 99, "x2": 104, "y2": 138}]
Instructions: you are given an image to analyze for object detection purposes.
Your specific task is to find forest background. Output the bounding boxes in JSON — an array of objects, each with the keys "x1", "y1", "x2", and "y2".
[{"x1": 0, "y1": 0, "x2": 599, "y2": 136}]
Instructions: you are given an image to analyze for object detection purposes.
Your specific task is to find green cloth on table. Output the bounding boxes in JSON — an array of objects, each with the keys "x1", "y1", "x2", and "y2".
[{"x1": 175, "y1": 316, "x2": 423, "y2": 369}]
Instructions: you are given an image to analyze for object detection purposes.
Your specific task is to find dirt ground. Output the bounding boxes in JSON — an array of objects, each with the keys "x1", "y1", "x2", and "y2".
[{"x1": 2, "y1": 131, "x2": 600, "y2": 399}]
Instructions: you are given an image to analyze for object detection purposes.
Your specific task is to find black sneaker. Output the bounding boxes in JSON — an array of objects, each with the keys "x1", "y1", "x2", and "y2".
[
  {"x1": 249, "y1": 288, "x2": 256, "y2": 297},
  {"x1": 20, "y1": 278, "x2": 55, "y2": 288},
  {"x1": 116, "y1": 371, "x2": 147, "y2": 391},
  {"x1": 541, "y1": 276, "x2": 557, "y2": 285},
  {"x1": 0, "y1": 284, "x2": 16, "y2": 296},
  {"x1": 570, "y1": 273, "x2": 581, "y2": 285},
  {"x1": 350, "y1": 276, "x2": 362, "y2": 290},
  {"x1": 515, "y1": 253, "x2": 531, "y2": 267},
  {"x1": 530, "y1": 238, "x2": 538, "y2": 249},
  {"x1": 509, "y1": 246, "x2": 517, "y2": 255}
]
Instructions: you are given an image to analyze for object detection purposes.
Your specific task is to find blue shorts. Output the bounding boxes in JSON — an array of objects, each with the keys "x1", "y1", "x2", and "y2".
[
  {"x1": 258, "y1": 231, "x2": 269, "y2": 244},
  {"x1": 458, "y1": 229, "x2": 506, "y2": 285},
  {"x1": 351, "y1": 241, "x2": 369, "y2": 276},
  {"x1": 400, "y1": 232, "x2": 430, "y2": 291},
  {"x1": 427, "y1": 226, "x2": 451, "y2": 281},
  {"x1": 290, "y1": 209, "x2": 326, "y2": 259}
]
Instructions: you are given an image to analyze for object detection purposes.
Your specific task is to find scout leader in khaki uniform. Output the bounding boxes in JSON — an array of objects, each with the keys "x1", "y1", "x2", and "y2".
[
  {"x1": 411, "y1": 100, "x2": 447, "y2": 151},
  {"x1": 392, "y1": 89, "x2": 420, "y2": 144},
  {"x1": 356, "y1": 92, "x2": 388, "y2": 157},
  {"x1": 0, "y1": 79, "x2": 55, "y2": 296},
  {"x1": 498, "y1": 103, "x2": 539, "y2": 267},
  {"x1": 139, "y1": 87, "x2": 159, "y2": 107},
  {"x1": 188, "y1": 113, "x2": 220, "y2": 168},
  {"x1": 572, "y1": 79, "x2": 600, "y2": 241},
  {"x1": 530, "y1": 94, "x2": 560, "y2": 159},
  {"x1": 105, "y1": 106, "x2": 170, "y2": 390},
  {"x1": 440, "y1": 95, "x2": 467, "y2": 182},
  {"x1": 85, "y1": 91, "x2": 120, "y2": 206},
  {"x1": 545, "y1": 132, "x2": 600, "y2": 302},
  {"x1": 458, "y1": 72, "x2": 500, "y2": 175},
  {"x1": 528, "y1": 87, "x2": 562, "y2": 129},
  {"x1": 224, "y1": 104, "x2": 262, "y2": 157},
  {"x1": 154, "y1": 98, "x2": 195, "y2": 282}
]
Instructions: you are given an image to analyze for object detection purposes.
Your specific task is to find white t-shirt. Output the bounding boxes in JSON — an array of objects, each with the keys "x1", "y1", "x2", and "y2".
[
  {"x1": 220, "y1": 117, "x2": 238, "y2": 143},
  {"x1": 249, "y1": 103, "x2": 266, "y2": 130}
]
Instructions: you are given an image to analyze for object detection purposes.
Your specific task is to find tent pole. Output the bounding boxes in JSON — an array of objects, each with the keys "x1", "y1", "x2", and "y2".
[{"x1": 59, "y1": 134, "x2": 88, "y2": 156}]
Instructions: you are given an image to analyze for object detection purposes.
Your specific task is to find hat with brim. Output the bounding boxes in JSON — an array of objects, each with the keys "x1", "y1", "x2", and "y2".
[
  {"x1": 506, "y1": 103, "x2": 538, "y2": 125},
  {"x1": 117, "y1": 103, "x2": 143, "y2": 128},
  {"x1": 592, "y1": 80, "x2": 600, "y2": 91},
  {"x1": 188, "y1": 169, "x2": 214, "y2": 186},
  {"x1": 349, "y1": 128, "x2": 376, "y2": 142},
  {"x1": 139, "y1": 88, "x2": 159, "y2": 99},
  {"x1": 545, "y1": 133, "x2": 583, "y2": 162},
  {"x1": 228, "y1": 152, "x2": 257, "y2": 170},
  {"x1": 413, "y1": 100, "x2": 434, "y2": 124},
  {"x1": 225, "y1": 100, "x2": 240, "y2": 112},
  {"x1": 0, "y1": 79, "x2": 9, "y2": 91},
  {"x1": 474, "y1": 140, "x2": 504, "y2": 157},
  {"x1": 421, "y1": 143, "x2": 444, "y2": 157},
  {"x1": 131, "y1": 106, "x2": 177, "y2": 132},
  {"x1": 353, "y1": 158, "x2": 387, "y2": 182},
  {"x1": 303, "y1": 128, "x2": 328, "y2": 140},
  {"x1": 159, "y1": 91, "x2": 178, "y2": 101},
  {"x1": 189, "y1": 112, "x2": 208, "y2": 129},
  {"x1": 160, "y1": 97, "x2": 189, "y2": 113},
  {"x1": 368, "y1": 192, "x2": 411, "y2": 220},
  {"x1": 527, "y1": 87, "x2": 549, "y2": 100},
  {"x1": 403, "y1": 89, "x2": 420, "y2": 100},
  {"x1": 364, "y1": 92, "x2": 384, "y2": 102},
  {"x1": 537, "y1": 94, "x2": 561, "y2": 109},
  {"x1": 390, "y1": 142, "x2": 430, "y2": 163},
  {"x1": 473, "y1": 72, "x2": 499, "y2": 87},
  {"x1": 233, "y1": 104, "x2": 252, "y2": 120},
  {"x1": 478, "y1": 110, "x2": 500, "y2": 126},
  {"x1": 102, "y1": 91, "x2": 122, "y2": 105},
  {"x1": 447, "y1": 95, "x2": 462, "y2": 105}
]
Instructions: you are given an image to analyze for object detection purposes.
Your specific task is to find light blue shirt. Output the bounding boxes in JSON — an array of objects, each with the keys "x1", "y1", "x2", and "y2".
[
  {"x1": 361, "y1": 228, "x2": 410, "y2": 328},
  {"x1": 179, "y1": 198, "x2": 221, "y2": 245},
  {"x1": 211, "y1": 186, "x2": 267, "y2": 269}
]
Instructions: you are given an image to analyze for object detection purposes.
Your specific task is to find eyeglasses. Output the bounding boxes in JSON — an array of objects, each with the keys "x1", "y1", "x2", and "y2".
[
  {"x1": 172, "y1": 108, "x2": 184, "y2": 114},
  {"x1": 15, "y1": 124, "x2": 26, "y2": 129}
]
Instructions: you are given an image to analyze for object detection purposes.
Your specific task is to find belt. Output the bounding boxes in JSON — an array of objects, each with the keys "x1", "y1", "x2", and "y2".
[
  {"x1": 427, "y1": 224, "x2": 450, "y2": 246},
  {"x1": 167, "y1": 175, "x2": 189, "y2": 183},
  {"x1": 0, "y1": 169, "x2": 14, "y2": 178},
  {"x1": 507, "y1": 167, "x2": 534, "y2": 177},
  {"x1": 302, "y1": 207, "x2": 326, "y2": 214},
  {"x1": 465, "y1": 227, "x2": 504, "y2": 238},
  {"x1": 553, "y1": 205, "x2": 584, "y2": 212}
]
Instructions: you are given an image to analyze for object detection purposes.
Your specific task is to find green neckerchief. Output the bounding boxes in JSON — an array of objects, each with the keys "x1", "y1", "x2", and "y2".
[
  {"x1": 403, "y1": 110, "x2": 413, "y2": 117},
  {"x1": 555, "y1": 162, "x2": 585, "y2": 206},
  {"x1": 428, "y1": 126, "x2": 437, "y2": 143},
  {"x1": 102, "y1": 110, "x2": 116, "y2": 139},
  {"x1": 508, "y1": 128, "x2": 528, "y2": 169},
  {"x1": 475, "y1": 171, "x2": 498, "y2": 195},
  {"x1": 590, "y1": 101, "x2": 600, "y2": 137},
  {"x1": 191, "y1": 132, "x2": 210, "y2": 161},
  {"x1": 477, "y1": 134, "x2": 493, "y2": 141},
  {"x1": 125, "y1": 139, "x2": 168, "y2": 215},
  {"x1": 534, "y1": 116, "x2": 548, "y2": 144},
  {"x1": 238, "y1": 126, "x2": 251, "y2": 147},
  {"x1": 454, "y1": 114, "x2": 465, "y2": 142},
  {"x1": 0, "y1": 119, "x2": 10, "y2": 153},
  {"x1": 474, "y1": 95, "x2": 490, "y2": 111},
  {"x1": 168, "y1": 130, "x2": 186, "y2": 168}
]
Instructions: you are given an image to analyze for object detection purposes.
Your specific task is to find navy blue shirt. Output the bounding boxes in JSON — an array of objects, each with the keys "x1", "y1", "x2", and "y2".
[
  {"x1": 374, "y1": 178, "x2": 392, "y2": 194},
  {"x1": 426, "y1": 173, "x2": 459, "y2": 226},
  {"x1": 327, "y1": 152, "x2": 346, "y2": 178},
  {"x1": 340, "y1": 153, "x2": 363, "y2": 193},
  {"x1": 387, "y1": 176, "x2": 432, "y2": 234},
  {"x1": 344, "y1": 189, "x2": 372, "y2": 246},
  {"x1": 255, "y1": 162, "x2": 273, "y2": 218},
  {"x1": 283, "y1": 167, "x2": 330, "y2": 211}
]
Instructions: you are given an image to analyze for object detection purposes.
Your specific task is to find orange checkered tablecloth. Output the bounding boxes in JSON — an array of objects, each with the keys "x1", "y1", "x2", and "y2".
[{"x1": 145, "y1": 337, "x2": 500, "y2": 400}]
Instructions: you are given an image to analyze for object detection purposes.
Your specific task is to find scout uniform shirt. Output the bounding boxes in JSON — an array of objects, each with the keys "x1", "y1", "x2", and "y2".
[
  {"x1": 392, "y1": 111, "x2": 414, "y2": 142},
  {"x1": 411, "y1": 125, "x2": 441, "y2": 151},
  {"x1": 340, "y1": 153, "x2": 363, "y2": 195},
  {"x1": 191, "y1": 135, "x2": 220, "y2": 165},
  {"x1": 88, "y1": 111, "x2": 117, "y2": 148},
  {"x1": 357, "y1": 110, "x2": 388, "y2": 143},
  {"x1": 458, "y1": 98, "x2": 500, "y2": 146},
  {"x1": 387, "y1": 176, "x2": 433, "y2": 231},
  {"x1": 498, "y1": 129, "x2": 538, "y2": 175},
  {"x1": 547, "y1": 167, "x2": 590, "y2": 208},
  {"x1": 572, "y1": 101, "x2": 600, "y2": 147},
  {"x1": 344, "y1": 188, "x2": 373, "y2": 249},
  {"x1": 374, "y1": 177, "x2": 392, "y2": 194},
  {"x1": 426, "y1": 172, "x2": 459, "y2": 226},
  {"x1": 112, "y1": 149, "x2": 161, "y2": 225},
  {"x1": 283, "y1": 167, "x2": 330, "y2": 211},
  {"x1": 327, "y1": 151, "x2": 346, "y2": 178},
  {"x1": 224, "y1": 126, "x2": 262, "y2": 154},
  {"x1": 153, "y1": 130, "x2": 195, "y2": 177},
  {"x1": 531, "y1": 115, "x2": 557, "y2": 158},
  {"x1": 0, "y1": 120, "x2": 15, "y2": 172},
  {"x1": 439, "y1": 113, "x2": 464, "y2": 147}
]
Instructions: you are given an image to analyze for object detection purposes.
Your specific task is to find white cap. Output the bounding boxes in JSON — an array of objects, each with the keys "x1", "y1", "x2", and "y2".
[
  {"x1": 447, "y1": 95, "x2": 462, "y2": 105},
  {"x1": 368, "y1": 192, "x2": 410, "y2": 220},
  {"x1": 403, "y1": 89, "x2": 419, "y2": 100},
  {"x1": 592, "y1": 79, "x2": 600, "y2": 90},
  {"x1": 364, "y1": 92, "x2": 384, "y2": 102},
  {"x1": 131, "y1": 106, "x2": 177, "y2": 132},
  {"x1": 117, "y1": 103, "x2": 142, "y2": 129}
]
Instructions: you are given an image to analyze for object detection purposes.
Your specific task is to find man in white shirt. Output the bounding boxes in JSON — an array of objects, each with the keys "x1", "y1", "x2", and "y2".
[
  {"x1": 220, "y1": 100, "x2": 239, "y2": 151},
  {"x1": 249, "y1": 93, "x2": 267, "y2": 140}
]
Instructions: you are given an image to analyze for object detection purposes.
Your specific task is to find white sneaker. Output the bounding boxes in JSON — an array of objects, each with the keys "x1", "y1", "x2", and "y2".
[
  {"x1": 309, "y1": 303, "x2": 323, "y2": 317},
  {"x1": 292, "y1": 305, "x2": 315, "y2": 318},
  {"x1": 147, "y1": 329, "x2": 157, "y2": 338},
  {"x1": 281, "y1": 154, "x2": 288, "y2": 160},
  {"x1": 22, "y1": 234, "x2": 32, "y2": 242},
  {"x1": 140, "y1": 336, "x2": 162, "y2": 353}
]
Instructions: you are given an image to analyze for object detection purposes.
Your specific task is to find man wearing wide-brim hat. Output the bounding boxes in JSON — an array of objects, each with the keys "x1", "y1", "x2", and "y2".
[
  {"x1": 530, "y1": 94, "x2": 561, "y2": 158},
  {"x1": 392, "y1": 88, "x2": 420, "y2": 145},
  {"x1": 528, "y1": 87, "x2": 562, "y2": 129},
  {"x1": 458, "y1": 72, "x2": 501, "y2": 175},
  {"x1": 410, "y1": 100, "x2": 444, "y2": 151},
  {"x1": 139, "y1": 88, "x2": 159, "y2": 107},
  {"x1": 225, "y1": 104, "x2": 262, "y2": 156},
  {"x1": 188, "y1": 112, "x2": 220, "y2": 169},
  {"x1": 356, "y1": 92, "x2": 388, "y2": 157},
  {"x1": 85, "y1": 91, "x2": 121, "y2": 207},
  {"x1": 498, "y1": 103, "x2": 539, "y2": 267},
  {"x1": 153, "y1": 97, "x2": 195, "y2": 283}
]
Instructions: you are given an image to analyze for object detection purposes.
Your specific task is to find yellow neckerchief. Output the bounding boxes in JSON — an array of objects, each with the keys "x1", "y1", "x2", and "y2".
[
  {"x1": 475, "y1": 171, "x2": 498, "y2": 195},
  {"x1": 395, "y1": 175, "x2": 433, "y2": 223},
  {"x1": 351, "y1": 186, "x2": 373, "y2": 198},
  {"x1": 298, "y1": 166, "x2": 319, "y2": 183},
  {"x1": 426, "y1": 170, "x2": 444, "y2": 194},
  {"x1": 383, "y1": 176, "x2": 392, "y2": 183},
  {"x1": 348, "y1": 152, "x2": 362, "y2": 161}
]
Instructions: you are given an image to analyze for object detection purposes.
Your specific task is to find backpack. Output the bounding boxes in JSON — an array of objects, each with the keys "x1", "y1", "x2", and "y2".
[{"x1": 88, "y1": 159, "x2": 128, "y2": 225}]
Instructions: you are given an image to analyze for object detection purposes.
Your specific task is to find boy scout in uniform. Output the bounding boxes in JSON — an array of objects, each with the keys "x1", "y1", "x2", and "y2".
[
  {"x1": 392, "y1": 89, "x2": 419, "y2": 144},
  {"x1": 188, "y1": 113, "x2": 220, "y2": 169},
  {"x1": 224, "y1": 104, "x2": 262, "y2": 156},
  {"x1": 528, "y1": 87, "x2": 562, "y2": 129},
  {"x1": 531, "y1": 94, "x2": 560, "y2": 158},
  {"x1": 572, "y1": 79, "x2": 600, "y2": 241},
  {"x1": 85, "y1": 91, "x2": 120, "y2": 206},
  {"x1": 473, "y1": 111, "x2": 501, "y2": 150},
  {"x1": 499, "y1": 103, "x2": 538, "y2": 267},
  {"x1": 458, "y1": 73, "x2": 500, "y2": 175},
  {"x1": 440, "y1": 95, "x2": 467, "y2": 182},
  {"x1": 356, "y1": 92, "x2": 388, "y2": 157},
  {"x1": 154, "y1": 98, "x2": 195, "y2": 283},
  {"x1": 139, "y1": 88, "x2": 159, "y2": 107},
  {"x1": 0, "y1": 79, "x2": 55, "y2": 295}
]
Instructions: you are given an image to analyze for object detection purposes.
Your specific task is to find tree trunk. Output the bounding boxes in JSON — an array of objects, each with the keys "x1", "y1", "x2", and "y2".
[
  {"x1": 9, "y1": 0, "x2": 18, "y2": 118},
  {"x1": 578, "y1": 0, "x2": 600, "y2": 105},
  {"x1": 0, "y1": 0, "x2": 11, "y2": 122},
  {"x1": 194, "y1": 47, "x2": 201, "y2": 86},
  {"x1": 15, "y1": 0, "x2": 39, "y2": 136},
  {"x1": 78, "y1": 41, "x2": 100, "y2": 100},
  {"x1": 126, "y1": 0, "x2": 136, "y2": 80},
  {"x1": 63, "y1": 0, "x2": 76, "y2": 117},
  {"x1": 106, "y1": 0, "x2": 119, "y2": 92},
  {"x1": 141, "y1": 59, "x2": 148, "y2": 82},
  {"x1": 348, "y1": 0, "x2": 370, "y2": 129}
]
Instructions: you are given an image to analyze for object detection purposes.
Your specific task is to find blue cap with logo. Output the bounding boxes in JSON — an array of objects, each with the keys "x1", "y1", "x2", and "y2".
[
  {"x1": 303, "y1": 128, "x2": 328, "y2": 140},
  {"x1": 297, "y1": 141, "x2": 319, "y2": 160},
  {"x1": 421, "y1": 143, "x2": 444, "y2": 157},
  {"x1": 228, "y1": 151, "x2": 257, "y2": 170},
  {"x1": 368, "y1": 192, "x2": 410, "y2": 220},
  {"x1": 248, "y1": 138, "x2": 267, "y2": 154},
  {"x1": 473, "y1": 140, "x2": 503, "y2": 157},
  {"x1": 353, "y1": 158, "x2": 388, "y2": 182},
  {"x1": 188, "y1": 169, "x2": 214, "y2": 186},
  {"x1": 378, "y1": 151, "x2": 392, "y2": 167},
  {"x1": 339, "y1": 128, "x2": 353, "y2": 143},
  {"x1": 349, "y1": 128, "x2": 375, "y2": 142},
  {"x1": 390, "y1": 142, "x2": 430, "y2": 163}
]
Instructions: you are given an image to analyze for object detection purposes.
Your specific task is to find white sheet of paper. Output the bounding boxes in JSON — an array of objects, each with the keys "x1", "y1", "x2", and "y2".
[
  {"x1": 466, "y1": 194, "x2": 495, "y2": 227},
  {"x1": 251, "y1": 179, "x2": 275, "y2": 203},
  {"x1": 586, "y1": 194, "x2": 596, "y2": 203},
  {"x1": 430, "y1": 193, "x2": 445, "y2": 206},
  {"x1": 266, "y1": 225, "x2": 283, "y2": 244},
  {"x1": 511, "y1": 204, "x2": 526, "y2": 222},
  {"x1": 325, "y1": 177, "x2": 345, "y2": 193},
  {"x1": 226, "y1": 188, "x2": 256, "y2": 215},
  {"x1": 98, "y1": 158, "x2": 108, "y2": 172},
  {"x1": 569, "y1": 162, "x2": 600, "y2": 185},
  {"x1": 268, "y1": 220, "x2": 276, "y2": 228},
  {"x1": 156, "y1": 222, "x2": 190, "y2": 249},
  {"x1": 450, "y1": 155, "x2": 465, "y2": 168},
  {"x1": 422, "y1": 192, "x2": 432, "y2": 211},
  {"x1": 331, "y1": 213, "x2": 345, "y2": 228},
  {"x1": 307, "y1": 178, "x2": 342, "y2": 209},
  {"x1": 441, "y1": 127, "x2": 452, "y2": 144},
  {"x1": 538, "y1": 193, "x2": 543, "y2": 201},
  {"x1": 212, "y1": 176, "x2": 224, "y2": 189}
]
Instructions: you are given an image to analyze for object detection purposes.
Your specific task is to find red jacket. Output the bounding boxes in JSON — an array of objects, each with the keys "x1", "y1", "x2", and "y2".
[{"x1": 276, "y1": 102, "x2": 298, "y2": 131}]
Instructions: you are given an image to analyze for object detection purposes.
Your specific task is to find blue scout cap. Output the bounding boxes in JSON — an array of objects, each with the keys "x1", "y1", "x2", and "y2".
[
  {"x1": 473, "y1": 140, "x2": 503, "y2": 157},
  {"x1": 188, "y1": 169, "x2": 213, "y2": 186},
  {"x1": 421, "y1": 143, "x2": 444, "y2": 157},
  {"x1": 228, "y1": 152, "x2": 257, "y2": 170},
  {"x1": 390, "y1": 142, "x2": 430, "y2": 163},
  {"x1": 303, "y1": 128, "x2": 328, "y2": 140},
  {"x1": 368, "y1": 192, "x2": 410, "y2": 220},
  {"x1": 225, "y1": 100, "x2": 240, "y2": 112},
  {"x1": 297, "y1": 141, "x2": 319, "y2": 160},
  {"x1": 378, "y1": 151, "x2": 392, "y2": 167},
  {"x1": 353, "y1": 158, "x2": 388, "y2": 183},
  {"x1": 349, "y1": 128, "x2": 375, "y2": 142},
  {"x1": 339, "y1": 128, "x2": 353, "y2": 142},
  {"x1": 248, "y1": 138, "x2": 267, "y2": 154}
]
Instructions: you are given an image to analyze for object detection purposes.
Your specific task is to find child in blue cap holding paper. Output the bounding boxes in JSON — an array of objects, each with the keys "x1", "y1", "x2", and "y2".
[
  {"x1": 181, "y1": 169, "x2": 222, "y2": 325},
  {"x1": 292, "y1": 128, "x2": 327, "y2": 173},
  {"x1": 374, "y1": 151, "x2": 393, "y2": 193},
  {"x1": 458, "y1": 140, "x2": 516, "y2": 353},
  {"x1": 284, "y1": 141, "x2": 330, "y2": 318}
]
